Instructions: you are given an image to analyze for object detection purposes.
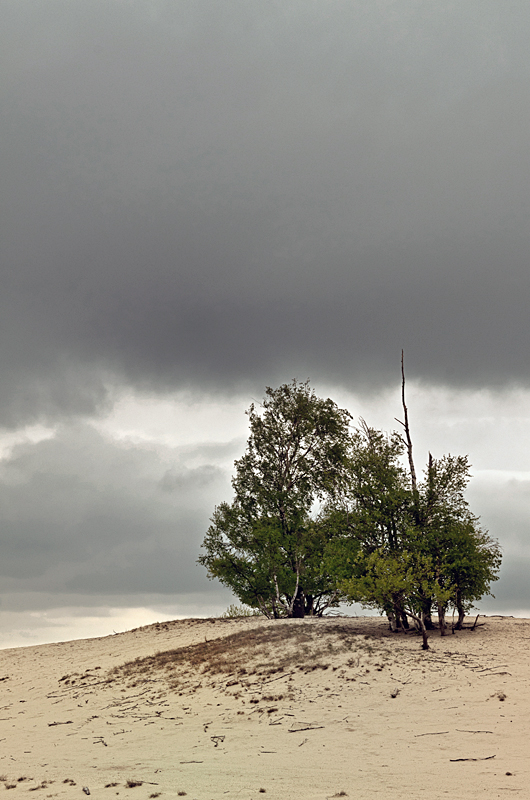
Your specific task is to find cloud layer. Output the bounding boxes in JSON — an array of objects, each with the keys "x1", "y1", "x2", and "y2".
[
  {"x1": 0, "y1": 422, "x2": 234, "y2": 596},
  {"x1": 2, "y1": 2, "x2": 530, "y2": 639},
  {"x1": 2, "y1": 1, "x2": 530, "y2": 425}
]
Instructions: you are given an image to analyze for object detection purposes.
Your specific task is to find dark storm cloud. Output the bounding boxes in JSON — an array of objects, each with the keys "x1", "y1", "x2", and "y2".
[
  {"x1": 2, "y1": 0, "x2": 530, "y2": 425},
  {"x1": 0, "y1": 423, "x2": 235, "y2": 596}
]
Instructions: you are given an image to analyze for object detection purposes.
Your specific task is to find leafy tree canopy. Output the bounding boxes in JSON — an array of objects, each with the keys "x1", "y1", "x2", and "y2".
[
  {"x1": 198, "y1": 380, "x2": 352, "y2": 618},
  {"x1": 199, "y1": 377, "x2": 502, "y2": 644}
]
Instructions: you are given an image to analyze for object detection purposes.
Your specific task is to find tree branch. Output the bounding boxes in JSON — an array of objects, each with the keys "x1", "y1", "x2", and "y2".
[{"x1": 400, "y1": 350, "x2": 417, "y2": 494}]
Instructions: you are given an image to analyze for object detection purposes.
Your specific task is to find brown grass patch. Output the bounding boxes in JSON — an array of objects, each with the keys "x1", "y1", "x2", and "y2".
[{"x1": 109, "y1": 620, "x2": 392, "y2": 693}]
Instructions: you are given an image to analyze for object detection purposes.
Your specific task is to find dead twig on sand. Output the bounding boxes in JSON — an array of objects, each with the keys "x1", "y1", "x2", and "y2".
[
  {"x1": 288, "y1": 726, "x2": 324, "y2": 733},
  {"x1": 457, "y1": 730, "x2": 493, "y2": 734},
  {"x1": 450, "y1": 755, "x2": 496, "y2": 762}
]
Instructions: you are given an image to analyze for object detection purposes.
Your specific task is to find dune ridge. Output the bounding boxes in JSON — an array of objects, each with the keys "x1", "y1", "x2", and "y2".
[{"x1": 0, "y1": 615, "x2": 527, "y2": 799}]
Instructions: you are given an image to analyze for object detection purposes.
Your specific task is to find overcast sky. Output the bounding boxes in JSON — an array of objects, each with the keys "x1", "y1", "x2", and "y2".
[{"x1": 2, "y1": 0, "x2": 530, "y2": 647}]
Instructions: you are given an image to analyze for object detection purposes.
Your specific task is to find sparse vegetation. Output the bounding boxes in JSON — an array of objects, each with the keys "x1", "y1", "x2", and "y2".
[
  {"x1": 108, "y1": 619, "x2": 393, "y2": 703},
  {"x1": 220, "y1": 604, "x2": 261, "y2": 618},
  {"x1": 112, "y1": 622, "x2": 366, "y2": 679}
]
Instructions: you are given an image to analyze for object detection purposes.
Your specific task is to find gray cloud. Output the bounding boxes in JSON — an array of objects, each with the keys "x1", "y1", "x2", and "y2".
[
  {"x1": 2, "y1": 1, "x2": 530, "y2": 633},
  {"x1": 2, "y1": 1, "x2": 530, "y2": 425},
  {"x1": 0, "y1": 423, "x2": 235, "y2": 597}
]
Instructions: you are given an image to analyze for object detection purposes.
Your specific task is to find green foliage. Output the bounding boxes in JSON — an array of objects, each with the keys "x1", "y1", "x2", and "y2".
[
  {"x1": 199, "y1": 380, "x2": 502, "y2": 636},
  {"x1": 414, "y1": 453, "x2": 501, "y2": 627},
  {"x1": 342, "y1": 547, "x2": 454, "y2": 618},
  {"x1": 337, "y1": 429, "x2": 501, "y2": 639},
  {"x1": 198, "y1": 380, "x2": 352, "y2": 618}
]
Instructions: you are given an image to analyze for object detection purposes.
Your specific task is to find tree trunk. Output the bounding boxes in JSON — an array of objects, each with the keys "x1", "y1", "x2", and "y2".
[
  {"x1": 454, "y1": 590, "x2": 465, "y2": 629},
  {"x1": 292, "y1": 587, "x2": 306, "y2": 618},
  {"x1": 420, "y1": 621, "x2": 429, "y2": 650},
  {"x1": 387, "y1": 610, "x2": 399, "y2": 631},
  {"x1": 400, "y1": 611, "x2": 410, "y2": 630},
  {"x1": 304, "y1": 594, "x2": 314, "y2": 616},
  {"x1": 404, "y1": 608, "x2": 429, "y2": 650},
  {"x1": 421, "y1": 600, "x2": 435, "y2": 629},
  {"x1": 437, "y1": 603, "x2": 446, "y2": 636}
]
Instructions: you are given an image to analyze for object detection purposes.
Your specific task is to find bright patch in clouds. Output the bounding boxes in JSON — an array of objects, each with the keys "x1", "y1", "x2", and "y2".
[
  {"x1": 0, "y1": 425, "x2": 56, "y2": 461},
  {"x1": 92, "y1": 390, "x2": 250, "y2": 449},
  {"x1": 0, "y1": 603, "x2": 225, "y2": 651}
]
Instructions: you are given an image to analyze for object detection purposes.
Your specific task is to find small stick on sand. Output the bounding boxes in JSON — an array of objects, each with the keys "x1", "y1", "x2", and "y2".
[
  {"x1": 450, "y1": 755, "x2": 496, "y2": 762},
  {"x1": 288, "y1": 726, "x2": 324, "y2": 733},
  {"x1": 456, "y1": 730, "x2": 493, "y2": 734}
]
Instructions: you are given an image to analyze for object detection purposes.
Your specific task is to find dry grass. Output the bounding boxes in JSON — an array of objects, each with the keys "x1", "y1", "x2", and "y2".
[{"x1": 109, "y1": 620, "x2": 393, "y2": 695}]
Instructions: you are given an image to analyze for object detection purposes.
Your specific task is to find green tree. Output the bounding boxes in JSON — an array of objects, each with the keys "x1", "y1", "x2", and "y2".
[
  {"x1": 326, "y1": 422, "x2": 501, "y2": 646},
  {"x1": 415, "y1": 454, "x2": 501, "y2": 631},
  {"x1": 341, "y1": 547, "x2": 454, "y2": 649},
  {"x1": 321, "y1": 421, "x2": 414, "y2": 630},
  {"x1": 198, "y1": 380, "x2": 352, "y2": 618}
]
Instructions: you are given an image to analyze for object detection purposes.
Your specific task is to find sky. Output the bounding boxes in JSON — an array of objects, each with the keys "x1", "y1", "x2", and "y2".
[{"x1": 2, "y1": 0, "x2": 530, "y2": 647}]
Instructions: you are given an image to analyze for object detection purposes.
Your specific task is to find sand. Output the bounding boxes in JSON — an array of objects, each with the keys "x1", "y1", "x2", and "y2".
[{"x1": 0, "y1": 614, "x2": 527, "y2": 800}]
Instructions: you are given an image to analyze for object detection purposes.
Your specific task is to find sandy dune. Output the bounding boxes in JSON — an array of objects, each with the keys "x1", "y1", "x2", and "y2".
[{"x1": 0, "y1": 615, "x2": 527, "y2": 799}]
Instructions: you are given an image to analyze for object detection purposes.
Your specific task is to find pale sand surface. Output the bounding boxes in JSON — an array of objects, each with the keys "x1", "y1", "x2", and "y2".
[{"x1": 0, "y1": 615, "x2": 527, "y2": 800}]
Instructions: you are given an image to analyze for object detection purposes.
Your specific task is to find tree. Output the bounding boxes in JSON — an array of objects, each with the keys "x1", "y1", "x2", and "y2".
[
  {"x1": 346, "y1": 367, "x2": 500, "y2": 644},
  {"x1": 341, "y1": 547, "x2": 453, "y2": 649},
  {"x1": 198, "y1": 370, "x2": 502, "y2": 639},
  {"x1": 198, "y1": 380, "x2": 352, "y2": 618},
  {"x1": 325, "y1": 418, "x2": 500, "y2": 647},
  {"x1": 322, "y1": 421, "x2": 420, "y2": 633},
  {"x1": 414, "y1": 453, "x2": 501, "y2": 631},
  {"x1": 335, "y1": 446, "x2": 501, "y2": 647}
]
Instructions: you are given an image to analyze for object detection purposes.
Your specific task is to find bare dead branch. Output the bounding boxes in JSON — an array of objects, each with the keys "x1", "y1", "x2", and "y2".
[{"x1": 400, "y1": 350, "x2": 417, "y2": 493}]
